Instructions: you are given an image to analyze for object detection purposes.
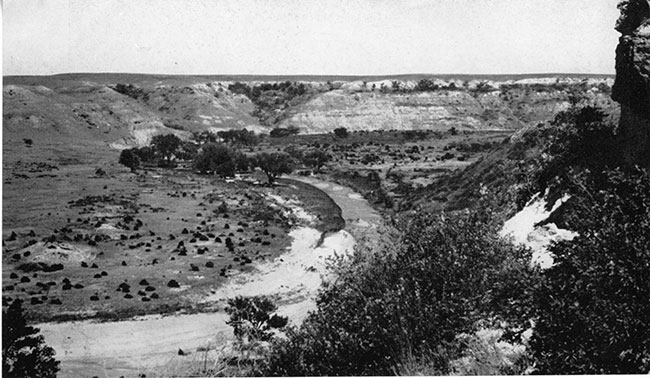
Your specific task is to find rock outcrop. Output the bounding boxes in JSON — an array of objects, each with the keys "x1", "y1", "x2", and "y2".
[
  {"x1": 612, "y1": 0, "x2": 650, "y2": 166},
  {"x1": 279, "y1": 81, "x2": 615, "y2": 133}
]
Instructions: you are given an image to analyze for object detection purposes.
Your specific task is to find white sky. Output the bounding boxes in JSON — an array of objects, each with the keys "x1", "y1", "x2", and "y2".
[{"x1": 2, "y1": 0, "x2": 620, "y2": 76}]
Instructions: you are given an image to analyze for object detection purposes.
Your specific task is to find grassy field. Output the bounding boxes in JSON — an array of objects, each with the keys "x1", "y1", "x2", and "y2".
[{"x1": 3, "y1": 157, "x2": 336, "y2": 322}]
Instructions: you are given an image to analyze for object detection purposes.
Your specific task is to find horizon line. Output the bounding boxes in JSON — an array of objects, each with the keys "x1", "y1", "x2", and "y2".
[{"x1": 4, "y1": 71, "x2": 616, "y2": 79}]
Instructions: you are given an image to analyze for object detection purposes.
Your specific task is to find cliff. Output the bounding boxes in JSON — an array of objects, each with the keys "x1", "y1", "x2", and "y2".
[
  {"x1": 280, "y1": 78, "x2": 615, "y2": 133},
  {"x1": 612, "y1": 0, "x2": 650, "y2": 166}
]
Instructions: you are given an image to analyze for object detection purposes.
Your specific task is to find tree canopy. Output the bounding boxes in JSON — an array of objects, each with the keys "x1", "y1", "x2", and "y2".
[
  {"x1": 3, "y1": 300, "x2": 60, "y2": 378},
  {"x1": 253, "y1": 152, "x2": 294, "y2": 185},
  {"x1": 151, "y1": 134, "x2": 181, "y2": 166},
  {"x1": 118, "y1": 148, "x2": 140, "y2": 172},
  {"x1": 302, "y1": 149, "x2": 331, "y2": 172},
  {"x1": 192, "y1": 143, "x2": 236, "y2": 177}
]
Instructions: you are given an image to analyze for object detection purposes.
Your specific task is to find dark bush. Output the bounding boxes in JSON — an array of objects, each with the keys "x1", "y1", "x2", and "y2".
[
  {"x1": 269, "y1": 127, "x2": 300, "y2": 138},
  {"x1": 226, "y1": 296, "x2": 288, "y2": 342},
  {"x1": 263, "y1": 207, "x2": 535, "y2": 375},
  {"x1": 530, "y1": 168, "x2": 650, "y2": 374},
  {"x1": 333, "y1": 127, "x2": 349, "y2": 138},
  {"x1": 118, "y1": 149, "x2": 140, "y2": 172},
  {"x1": 2, "y1": 299, "x2": 60, "y2": 377}
]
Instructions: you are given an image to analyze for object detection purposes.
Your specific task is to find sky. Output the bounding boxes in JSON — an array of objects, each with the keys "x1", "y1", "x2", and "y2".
[{"x1": 2, "y1": 0, "x2": 621, "y2": 76}]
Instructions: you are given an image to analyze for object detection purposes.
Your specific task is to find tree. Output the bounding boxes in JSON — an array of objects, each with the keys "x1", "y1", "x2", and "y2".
[
  {"x1": 416, "y1": 79, "x2": 439, "y2": 92},
  {"x1": 302, "y1": 149, "x2": 331, "y2": 172},
  {"x1": 253, "y1": 152, "x2": 293, "y2": 185},
  {"x1": 283, "y1": 145, "x2": 304, "y2": 162},
  {"x1": 333, "y1": 127, "x2": 349, "y2": 138},
  {"x1": 175, "y1": 141, "x2": 199, "y2": 161},
  {"x1": 192, "y1": 143, "x2": 236, "y2": 177},
  {"x1": 118, "y1": 148, "x2": 140, "y2": 172},
  {"x1": 217, "y1": 129, "x2": 259, "y2": 148},
  {"x1": 233, "y1": 150, "x2": 251, "y2": 172},
  {"x1": 132, "y1": 146, "x2": 157, "y2": 165},
  {"x1": 151, "y1": 134, "x2": 181, "y2": 167},
  {"x1": 270, "y1": 127, "x2": 300, "y2": 138},
  {"x1": 192, "y1": 130, "x2": 218, "y2": 145},
  {"x1": 3, "y1": 300, "x2": 60, "y2": 378}
]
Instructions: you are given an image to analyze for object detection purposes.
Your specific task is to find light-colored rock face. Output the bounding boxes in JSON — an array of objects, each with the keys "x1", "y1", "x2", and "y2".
[
  {"x1": 612, "y1": 0, "x2": 650, "y2": 166},
  {"x1": 280, "y1": 83, "x2": 615, "y2": 134}
]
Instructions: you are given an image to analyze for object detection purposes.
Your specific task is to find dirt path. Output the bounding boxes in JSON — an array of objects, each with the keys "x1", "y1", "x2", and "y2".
[{"x1": 38, "y1": 177, "x2": 381, "y2": 378}]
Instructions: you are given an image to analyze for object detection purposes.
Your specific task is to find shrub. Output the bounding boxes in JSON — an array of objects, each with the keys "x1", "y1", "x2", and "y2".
[
  {"x1": 531, "y1": 105, "x2": 621, "y2": 198},
  {"x1": 415, "y1": 79, "x2": 439, "y2": 92},
  {"x1": 226, "y1": 296, "x2": 288, "y2": 343},
  {"x1": 530, "y1": 167, "x2": 650, "y2": 374},
  {"x1": 263, "y1": 207, "x2": 536, "y2": 375},
  {"x1": 283, "y1": 145, "x2": 304, "y2": 161},
  {"x1": 333, "y1": 127, "x2": 349, "y2": 138},
  {"x1": 113, "y1": 83, "x2": 148, "y2": 100},
  {"x1": 3, "y1": 300, "x2": 60, "y2": 378},
  {"x1": 228, "y1": 82, "x2": 251, "y2": 97},
  {"x1": 302, "y1": 149, "x2": 330, "y2": 172}
]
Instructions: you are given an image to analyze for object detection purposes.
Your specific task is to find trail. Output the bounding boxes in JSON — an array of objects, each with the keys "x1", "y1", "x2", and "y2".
[{"x1": 38, "y1": 177, "x2": 381, "y2": 378}]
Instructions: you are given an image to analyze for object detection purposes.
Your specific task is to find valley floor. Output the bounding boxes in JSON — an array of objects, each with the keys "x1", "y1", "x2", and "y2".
[{"x1": 37, "y1": 176, "x2": 381, "y2": 378}]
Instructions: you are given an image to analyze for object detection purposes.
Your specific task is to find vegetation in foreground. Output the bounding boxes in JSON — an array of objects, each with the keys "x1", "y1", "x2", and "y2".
[
  {"x1": 201, "y1": 104, "x2": 648, "y2": 376},
  {"x1": 3, "y1": 300, "x2": 59, "y2": 378}
]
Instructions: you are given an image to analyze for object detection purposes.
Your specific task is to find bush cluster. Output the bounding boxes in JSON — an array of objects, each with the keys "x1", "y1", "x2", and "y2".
[
  {"x1": 530, "y1": 168, "x2": 650, "y2": 374},
  {"x1": 263, "y1": 204, "x2": 536, "y2": 375}
]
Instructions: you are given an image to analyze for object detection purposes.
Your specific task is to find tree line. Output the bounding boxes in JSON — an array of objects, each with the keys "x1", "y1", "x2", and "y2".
[{"x1": 118, "y1": 129, "x2": 332, "y2": 185}]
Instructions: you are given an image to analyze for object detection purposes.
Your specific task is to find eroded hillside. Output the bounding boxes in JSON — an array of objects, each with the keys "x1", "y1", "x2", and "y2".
[{"x1": 4, "y1": 74, "x2": 617, "y2": 154}]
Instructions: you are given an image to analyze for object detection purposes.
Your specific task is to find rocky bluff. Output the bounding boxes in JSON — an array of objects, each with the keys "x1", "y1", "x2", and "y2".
[{"x1": 612, "y1": 0, "x2": 650, "y2": 166}]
